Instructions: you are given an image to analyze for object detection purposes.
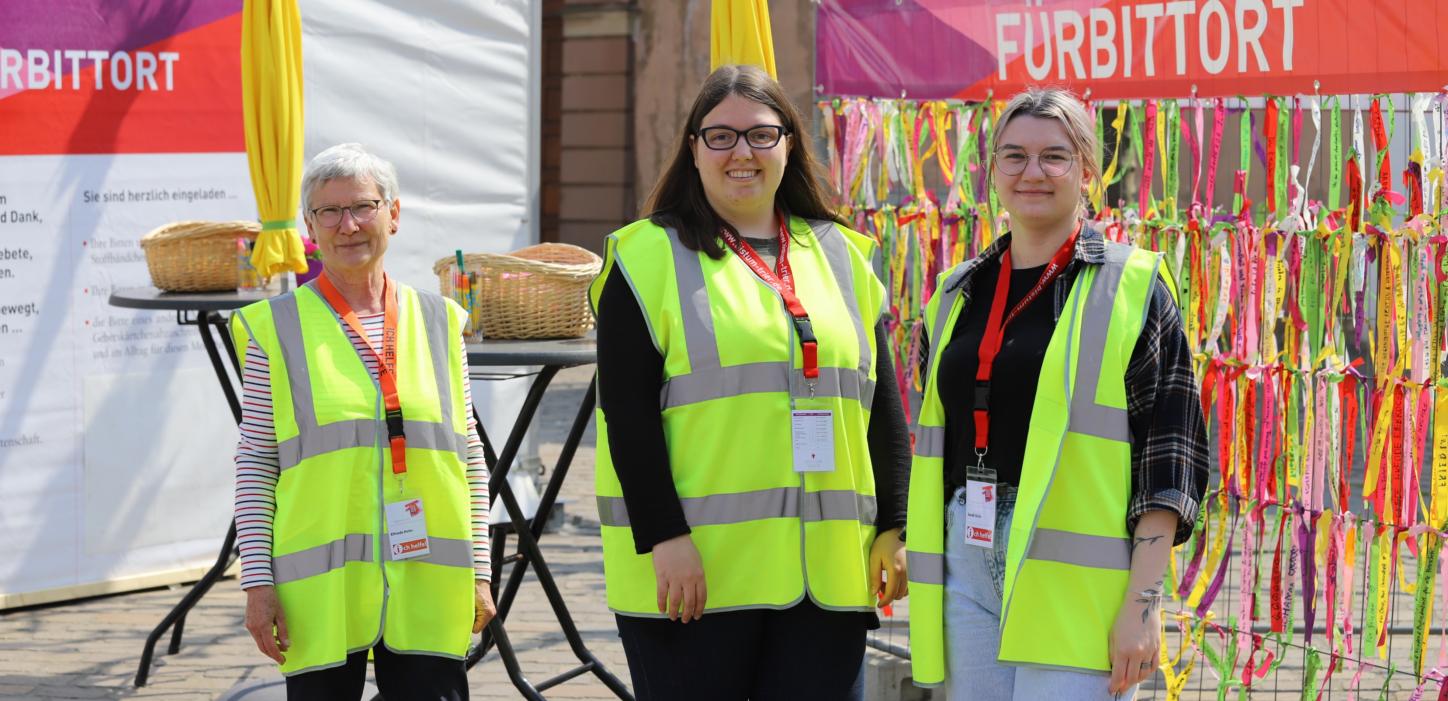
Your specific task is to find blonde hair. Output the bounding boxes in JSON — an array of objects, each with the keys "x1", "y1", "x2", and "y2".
[{"x1": 989, "y1": 88, "x2": 1101, "y2": 214}]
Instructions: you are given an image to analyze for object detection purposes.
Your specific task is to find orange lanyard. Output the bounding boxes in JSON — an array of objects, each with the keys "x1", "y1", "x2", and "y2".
[{"x1": 317, "y1": 272, "x2": 408, "y2": 476}]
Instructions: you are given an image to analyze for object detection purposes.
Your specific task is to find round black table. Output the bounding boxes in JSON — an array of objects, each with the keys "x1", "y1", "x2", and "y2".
[
  {"x1": 110, "y1": 288, "x2": 627, "y2": 700},
  {"x1": 110, "y1": 288, "x2": 272, "y2": 686},
  {"x1": 107, "y1": 286, "x2": 275, "y2": 312}
]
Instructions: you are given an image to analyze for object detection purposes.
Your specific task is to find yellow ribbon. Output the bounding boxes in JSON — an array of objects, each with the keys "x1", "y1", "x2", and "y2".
[{"x1": 1094, "y1": 103, "x2": 1129, "y2": 212}]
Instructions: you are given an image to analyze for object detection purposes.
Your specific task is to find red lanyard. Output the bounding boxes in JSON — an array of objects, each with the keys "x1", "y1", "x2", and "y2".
[
  {"x1": 317, "y1": 271, "x2": 408, "y2": 476},
  {"x1": 972, "y1": 224, "x2": 1080, "y2": 458},
  {"x1": 719, "y1": 214, "x2": 819, "y2": 379}
]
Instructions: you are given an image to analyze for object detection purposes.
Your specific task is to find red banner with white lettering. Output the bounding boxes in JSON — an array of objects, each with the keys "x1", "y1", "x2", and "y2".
[{"x1": 817, "y1": 0, "x2": 1448, "y2": 99}]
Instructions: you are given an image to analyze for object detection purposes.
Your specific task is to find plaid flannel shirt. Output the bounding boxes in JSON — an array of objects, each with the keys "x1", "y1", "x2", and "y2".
[{"x1": 929, "y1": 225, "x2": 1209, "y2": 545}]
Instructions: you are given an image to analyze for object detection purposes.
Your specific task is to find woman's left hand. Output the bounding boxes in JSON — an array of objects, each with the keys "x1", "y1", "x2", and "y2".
[
  {"x1": 473, "y1": 579, "x2": 497, "y2": 634},
  {"x1": 869, "y1": 528, "x2": 908, "y2": 606},
  {"x1": 1107, "y1": 589, "x2": 1161, "y2": 694}
]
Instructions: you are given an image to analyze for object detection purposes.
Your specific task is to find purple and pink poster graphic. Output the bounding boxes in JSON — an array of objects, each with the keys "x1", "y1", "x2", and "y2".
[
  {"x1": 817, "y1": 0, "x2": 1448, "y2": 100},
  {"x1": 0, "y1": 0, "x2": 244, "y2": 155}
]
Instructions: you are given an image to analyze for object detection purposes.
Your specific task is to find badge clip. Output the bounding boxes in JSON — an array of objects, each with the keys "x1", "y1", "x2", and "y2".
[{"x1": 967, "y1": 447, "x2": 996, "y2": 483}]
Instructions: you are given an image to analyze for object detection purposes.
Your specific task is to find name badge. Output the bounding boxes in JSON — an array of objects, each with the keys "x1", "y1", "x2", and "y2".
[
  {"x1": 385, "y1": 498, "x2": 431, "y2": 560},
  {"x1": 791, "y1": 409, "x2": 835, "y2": 472},
  {"x1": 964, "y1": 480, "x2": 996, "y2": 548}
]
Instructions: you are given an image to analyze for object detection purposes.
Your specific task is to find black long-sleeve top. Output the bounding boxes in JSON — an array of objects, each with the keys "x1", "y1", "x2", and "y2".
[
  {"x1": 924, "y1": 228, "x2": 1210, "y2": 545},
  {"x1": 595, "y1": 241, "x2": 912, "y2": 555}
]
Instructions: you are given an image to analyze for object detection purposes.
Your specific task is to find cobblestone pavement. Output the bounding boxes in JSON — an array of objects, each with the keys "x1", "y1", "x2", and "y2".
[
  {"x1": 0, "y1": 367, "x2": 909, "y2": 701},
  {"x1": 1, "y1": 364, "x2": 1425, "y2": 700}
]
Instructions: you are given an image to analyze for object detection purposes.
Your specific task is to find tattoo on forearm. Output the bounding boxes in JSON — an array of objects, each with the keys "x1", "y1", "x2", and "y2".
[
  {"x1": 1135, "y1": 579, "x2": 1164, "y2": 624},
  {"x1": 1133, "y1": 535, "x2": 1165, "y2": 552}
]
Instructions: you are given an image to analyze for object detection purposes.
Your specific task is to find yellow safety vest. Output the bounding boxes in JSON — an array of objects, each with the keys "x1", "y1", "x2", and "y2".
[
  {"x1": 590, "y1": 216, "x2": 886, "y2": 616},
  {"x1": 231, "y1": 281, "x2": 475, "y2": 676},
  {"x1": 906, "y1": 236, "x2": 1161, "y2": 685}
]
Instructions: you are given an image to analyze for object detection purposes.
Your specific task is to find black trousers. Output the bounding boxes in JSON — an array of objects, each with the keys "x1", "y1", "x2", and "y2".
[
  {"x1": 615, "y1": 599, "x2": 868, "y2": 701},
  {"x1": 284, "y1": 639, "x2": 468, "y2": 701}
]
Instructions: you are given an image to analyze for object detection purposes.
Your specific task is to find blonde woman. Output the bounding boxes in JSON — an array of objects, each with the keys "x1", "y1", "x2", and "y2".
[{"x1": 905, "y1": 88, "x2": 1208, "y2": 700}]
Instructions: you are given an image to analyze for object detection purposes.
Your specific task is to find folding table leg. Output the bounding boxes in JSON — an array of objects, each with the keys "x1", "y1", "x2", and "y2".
[
  {"x1": 135, "y1": 314, "x2": 243, "y2": 686},
  {"x1": 462, "y1": 369, "x2": 632, "y2": 699}
]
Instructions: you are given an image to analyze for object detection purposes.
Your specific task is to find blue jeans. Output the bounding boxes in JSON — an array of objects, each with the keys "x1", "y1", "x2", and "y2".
[{"x1": 942, "y1": 485, "x2": 1136, "y2": 701}]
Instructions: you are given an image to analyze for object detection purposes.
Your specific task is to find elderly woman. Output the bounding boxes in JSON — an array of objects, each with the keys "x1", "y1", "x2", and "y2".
[{"x1": 232, "y1": 143, "x2": 494, "y2": 700}]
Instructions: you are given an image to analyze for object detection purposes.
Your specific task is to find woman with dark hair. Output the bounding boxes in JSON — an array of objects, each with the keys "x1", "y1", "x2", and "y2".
[{"x1": 589, "y1": 64, "x2": 911, "y2": 700}]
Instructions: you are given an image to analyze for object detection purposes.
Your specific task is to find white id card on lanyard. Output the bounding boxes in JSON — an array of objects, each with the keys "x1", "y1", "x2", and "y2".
[
  {"x1": 963, "y1": 480, "x2": 997, "y2": 548},
  {"x1": 385, "y1": 498, "x2": 431, "y2": 560},
  {"x1": 791, "y1": 409, "x2": 835, "y2": 472}
]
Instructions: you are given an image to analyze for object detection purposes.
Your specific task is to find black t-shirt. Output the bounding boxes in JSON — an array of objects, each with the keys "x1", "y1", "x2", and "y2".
[{"x1": 937, "y1": 258, "x2": 1058, "y2": 492}]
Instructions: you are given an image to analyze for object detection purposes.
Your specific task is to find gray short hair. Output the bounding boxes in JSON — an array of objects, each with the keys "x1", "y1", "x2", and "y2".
[{"x1": 301, "y1": 143, "x2": 400, "y2": 213}]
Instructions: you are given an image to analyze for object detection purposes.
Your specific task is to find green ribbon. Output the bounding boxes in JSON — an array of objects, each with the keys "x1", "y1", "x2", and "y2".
[
  {"x1": 1166, "y1": 100, "x2": 1182, "y2": 221},
  {"x1": 950, "y1": 104, "x2": 974, "y2": 210},
  {"x1": 1300, "y1": 647, "x2": 1323, "y2": 700},
  {"x1": 1412, "y1": 534, "x2": 1438, "y2": 676},
  {"x1": 1365, "y1": 526, "x2": 1381, "y2": 651},
  {"x1": 1377, "y1": 661, "x2": 1397, "y2": 701},
  {"x1": 1275, "y1": 97, "x2": 1291, "y2": 221},
  {"x1": 1286, "y1": 375, "x2": 1301, "y2": 492},
  {"x1": 1131, "y1": 101, "x2": 1145, "y2": 170},
  {"x1": 1329, "y1": 97, "x2": 1343, "y2": 212},
  {"x1": 984, "y1": 107, "x2": 1000, "y2": 220},
  {"x1": 1303, "y1": 236, "x2": 1323, "y2": 356},
  {"x1": 260, "y1": 219, "x2": 297, "y2": 231},
  {"x1": 1237, "y1": 102, "x2": 1252, "y2": 216}
]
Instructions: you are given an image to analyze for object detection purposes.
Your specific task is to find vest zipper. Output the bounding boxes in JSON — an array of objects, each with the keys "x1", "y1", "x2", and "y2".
[
  {"x1": 780, "y1": 292, "x2": 813, "y2": 600},
  {"x1": 373, "y1": 385, "x2": 392, "y2": 643}
]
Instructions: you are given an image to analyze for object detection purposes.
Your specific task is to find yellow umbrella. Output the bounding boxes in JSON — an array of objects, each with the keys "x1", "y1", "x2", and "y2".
[
  {"x1": 710, "y1": 0, "x2": 776, "y2": 79},
  {"x1": 241, "y1": 0, "x2": 307, "y2": 278}
]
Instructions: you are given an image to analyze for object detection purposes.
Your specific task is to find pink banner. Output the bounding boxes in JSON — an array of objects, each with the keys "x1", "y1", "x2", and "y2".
[{"x1": 817, "y1": 0, "x2": 1448, "y2": 100}]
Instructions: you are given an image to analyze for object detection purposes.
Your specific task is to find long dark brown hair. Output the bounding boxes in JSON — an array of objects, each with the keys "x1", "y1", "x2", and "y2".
[{"x1": 643, "y1": 64, "x2": 841, "y2": 258}]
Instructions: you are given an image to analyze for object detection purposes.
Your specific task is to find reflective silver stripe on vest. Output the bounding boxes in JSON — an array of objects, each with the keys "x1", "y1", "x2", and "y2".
[
  {"x1": 912, "y1": 266, "x2": 969, "y2": 454},
  {"x1": 270, "y1": 289, "x2": 468, "y2": 472},
  {"x1": 999, "y1": 242, "x2": 1138, "y2": 630},
  {"x1": 415, "y1": 291, "x2": 456, "y2": 434},
  {"x1": 913, "y1": 425, "x2": 945, "y2": 459},
  {"x1": 667, "y1": 228, "x2": 721, "y2": 372},
  {"x1": 660, "y1": 363, "x2": 875, "y2": 409},
  {"x1": 596, "y1": 487, "x2": 876, "y2": 528},
  {"x1": 907, "y1": 550, "x2": 945, "y2": 585},
  {"x1": 809, "y1": 220, "x2": 872, "y2": 375},
  {"x1": 272, "y1": 293, "x2": 318, "y2": 429},
  {"x1": 273, "y1": 533, "x2": 373, "y2": 585},
  {"x1": 662, "y1": 223, "x2": 875, "y2": 409},
  {"x1": 380, "y1": 534, "x2": 474, "y2": 567},
  {"x1": 927, "y1": 266, "x2": 970, "y2": 381},
  {"x1": 277, "y1": 418, "x2": 466, "y2": 471},
  {"x1": 1025, "y1": 528, "x2": 1130, "y2": 570},
  {"x1": 1066, "y1": 244, "x2": 1135, "y2": 442}
]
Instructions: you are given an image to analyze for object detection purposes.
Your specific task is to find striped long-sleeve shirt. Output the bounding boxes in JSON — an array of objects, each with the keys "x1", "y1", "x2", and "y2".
[{"x1": 234, "y1": 311, "x2": 491, "y2": 589}]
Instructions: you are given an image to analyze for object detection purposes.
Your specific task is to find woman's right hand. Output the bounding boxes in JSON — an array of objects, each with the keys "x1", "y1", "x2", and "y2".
[
  {"x1": 244, "y1": 585, "x2": 290, "y2": 664},
  {"x1": 652, "y1": 534, "x2": 706, "y2": 622}
]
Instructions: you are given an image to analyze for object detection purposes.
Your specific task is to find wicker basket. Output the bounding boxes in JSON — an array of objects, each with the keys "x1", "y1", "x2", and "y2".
[
  {"x1": 139, "y1": 220, "x2": 261, "y2": 292},
  {"x1": 434, "y1": 243, "x2": 602, "y2": 340}
]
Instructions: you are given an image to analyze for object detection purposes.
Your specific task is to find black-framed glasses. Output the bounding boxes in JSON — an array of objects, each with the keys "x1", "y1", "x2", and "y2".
[
  {"x1": 309, "y1": 200, "x2": 383, "y2": 228},
  {"x1": 992, "y1": 150, "x2": 1077, "y2": 177},
  {"x1": 696, "y1": 124, "x2": 789, "y2": 151}
]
